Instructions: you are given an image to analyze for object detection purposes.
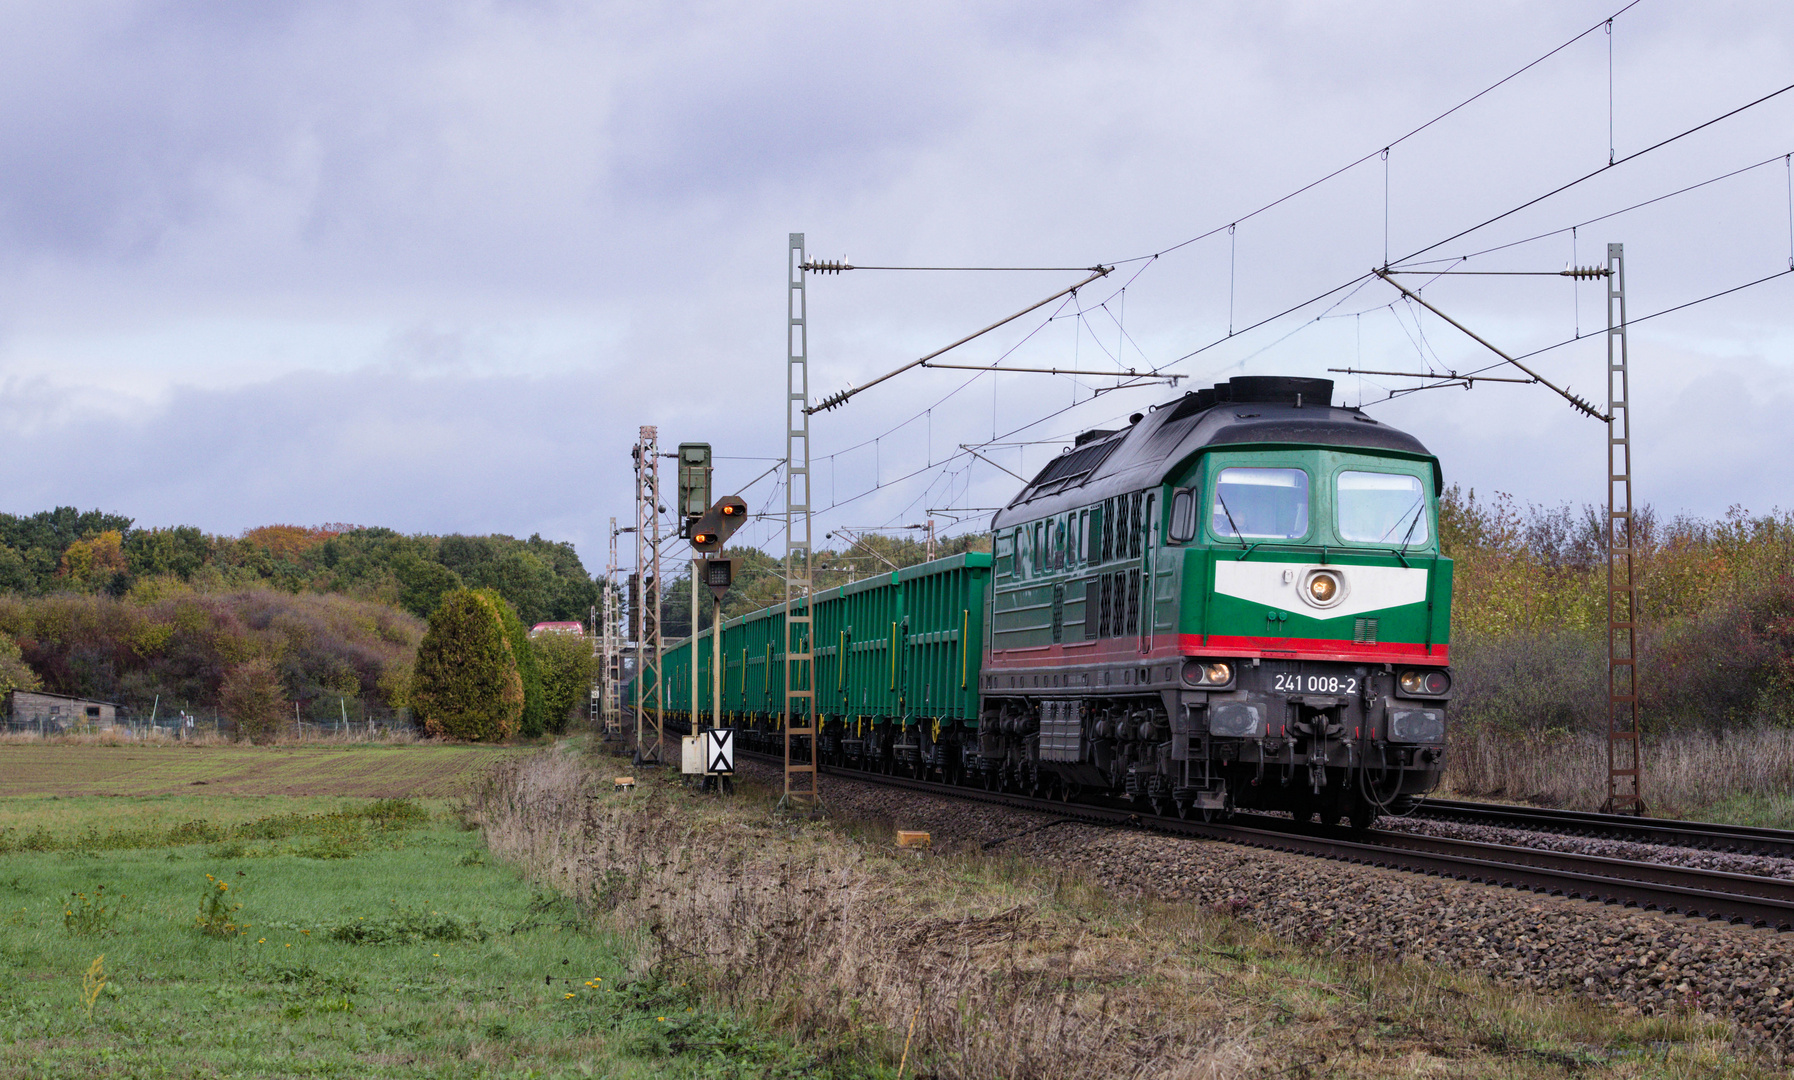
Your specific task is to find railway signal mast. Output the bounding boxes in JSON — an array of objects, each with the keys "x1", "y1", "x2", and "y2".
[{"x1": 1341, "y1": 243, "x2": 1642, "y2": 814}]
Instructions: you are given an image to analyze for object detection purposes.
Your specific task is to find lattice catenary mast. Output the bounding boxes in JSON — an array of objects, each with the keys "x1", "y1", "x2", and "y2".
[
  {"x1": 1603, "y1": 243, "x2": 1643, "y2": 815},
  {"x1": 780, "y1": 233, "x2": 819, "y2": 814},
  {"x1": 597, "y1": 516, "x2": 624, "y2": 738},
  {"x1": 633, "y1": 426, "x2": 664, "y2": 765}
]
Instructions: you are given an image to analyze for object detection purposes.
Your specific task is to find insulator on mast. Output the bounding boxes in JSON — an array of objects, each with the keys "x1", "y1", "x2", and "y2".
[{"x1": 1560, "y1": 265, "x2": 1610, "y2": 280}]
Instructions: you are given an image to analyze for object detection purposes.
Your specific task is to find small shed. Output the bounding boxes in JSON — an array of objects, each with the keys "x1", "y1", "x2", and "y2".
[{"x1": 8, "y1": 691, "x2": 120, "y2": 732}]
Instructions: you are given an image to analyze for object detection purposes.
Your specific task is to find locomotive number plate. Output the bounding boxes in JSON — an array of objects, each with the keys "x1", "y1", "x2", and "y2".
[{"x1": 1273, "y1": 674, "x2": 1357, "y2": 695}]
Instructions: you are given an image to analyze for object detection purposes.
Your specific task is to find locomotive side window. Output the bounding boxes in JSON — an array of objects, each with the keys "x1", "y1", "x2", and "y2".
[
  {"x1": 1169, "y1": 488, "x2": 1197, "y2": 543},
  {"x1": 1212, "y1": 467, "x2": 1309, "y2": 540},
  {"x1": 994, "y1": 531, "x2": 1014, "y2": 580},
  {"x1": 1336, "y1": 471, "x2": 1429, "y2": 546}
]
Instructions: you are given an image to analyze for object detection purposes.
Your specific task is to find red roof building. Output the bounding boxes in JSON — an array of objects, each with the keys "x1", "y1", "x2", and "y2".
[{"x1": 528, "y1": 621, "x2": 586, "y2": 639}]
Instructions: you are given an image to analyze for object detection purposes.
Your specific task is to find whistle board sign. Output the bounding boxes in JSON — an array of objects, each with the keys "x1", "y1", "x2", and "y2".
[{"x1": 705, "y1": 728, "x2": 735, "y2": 774}]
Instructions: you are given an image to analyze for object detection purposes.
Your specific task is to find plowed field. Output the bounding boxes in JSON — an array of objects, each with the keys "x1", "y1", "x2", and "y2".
[{"x1": 0, "y1": 743, "x2": 527, "y2": 798}]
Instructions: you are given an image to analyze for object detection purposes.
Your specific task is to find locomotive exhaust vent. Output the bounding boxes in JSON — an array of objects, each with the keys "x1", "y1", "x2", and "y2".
[{"x1": 1353, "y1": 618, "x2": 1378, "y2": 645}]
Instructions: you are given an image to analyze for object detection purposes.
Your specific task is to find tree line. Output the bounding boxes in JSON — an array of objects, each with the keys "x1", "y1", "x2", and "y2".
[{"x1": 0, "y1": 507, "x2": 599, "y2": 625}]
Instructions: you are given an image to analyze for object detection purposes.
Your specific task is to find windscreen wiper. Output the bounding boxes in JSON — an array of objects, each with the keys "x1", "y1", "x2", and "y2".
[
  {"x1": 1390, "y1": 501, "x2": 1427, "y2": 568},
  {"x1": 1214, "y1": 491, "x2": 1261, "y2": 561}
]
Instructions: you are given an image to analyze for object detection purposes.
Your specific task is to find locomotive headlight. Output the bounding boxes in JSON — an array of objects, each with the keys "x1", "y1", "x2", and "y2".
[
  {"x1": 1299, "y1": 569, "x2": 1346, "y2": 609},
  {"x1": 1398, "y1": 669, "x2": 1452, "y2": 697},
  {"x1": 1182, "y1": 659, "x2": 1234, "y2": 687}
]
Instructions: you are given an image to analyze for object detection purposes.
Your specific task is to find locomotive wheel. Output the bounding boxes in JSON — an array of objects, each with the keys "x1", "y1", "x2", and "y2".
[
  {"x1": 1346, "y1": 796, "x2": 1378, "y2": 833},
  {"x1": 1149, "y1": 796, "x2": 1169, "y2": 817},
  {"x1": 1058, "y1": 781, "x2": 1080, "y2": 803}
]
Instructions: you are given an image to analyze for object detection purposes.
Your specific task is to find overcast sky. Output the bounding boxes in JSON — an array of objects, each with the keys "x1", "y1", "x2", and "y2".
[{"x1": 1, "y1": 1, "x2": 1791, "y2": 572}]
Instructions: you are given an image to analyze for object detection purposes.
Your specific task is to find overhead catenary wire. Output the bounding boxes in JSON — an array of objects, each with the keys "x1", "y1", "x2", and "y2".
[
  {"x1": 801, "y1": 262, "x2": 1106, "y2": 272},
  {"x1": 1363, "y1": 266, "x2": 1794, "y2": 407},
  {"x1": 1391, "y1": 78, "x2": 1794, "y2": 267},
  {"x1": 790, "y1": 6, "x2": 1785, "y2": 548},
  {"x1": 1400, "y1": 149, "x2": 1794, "y2": 268},
  {"x1": 1148, "y1": 79, "x2": 1794, "y2": 379},
  {"x1": 1105, "y1": 0, "x2": 1646, "y2": 268}
]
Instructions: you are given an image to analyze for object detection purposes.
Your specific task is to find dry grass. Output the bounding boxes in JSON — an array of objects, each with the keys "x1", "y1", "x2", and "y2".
[
  {"x1": 471, "y1": 745, "x2": 1773, "y2": 1079},
  {"x1": 1447, "y1": 726, "x2": 1794, "y2": 821},
  {"x1": 475, "y1": 749, "x2": 1254, "y2": 1078}
]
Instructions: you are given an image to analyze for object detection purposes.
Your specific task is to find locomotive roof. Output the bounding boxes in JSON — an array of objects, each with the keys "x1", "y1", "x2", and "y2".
[{"x1": 993, "y1": 376, "x2": 1440, "y2": 528}]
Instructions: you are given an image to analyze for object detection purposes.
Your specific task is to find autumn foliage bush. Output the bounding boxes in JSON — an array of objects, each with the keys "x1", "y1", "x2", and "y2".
[
  {"x1": 0, "y1": 588, "x2": 421, "y2": 719},
  {"x1": 219, "y1": 657, "x2": 290, "y2": 743},
  {"x1": 1443, "y1": 489, "x2": 1794, "y2": 734},
  {"x1": 410, "y1": 590, "x2": 523, "y2": 742},
  {"x1": 531, "y1": 631, "x2": 592, "y2": 736}
]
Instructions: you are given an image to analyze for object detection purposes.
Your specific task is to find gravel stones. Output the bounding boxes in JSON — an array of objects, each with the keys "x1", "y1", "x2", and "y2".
[
  {"x1": 1381, "y1": 815, "x2": 1794, "y2": 881},
  {"x1": 776, "y1": 764, "x2": 1794, "y2": 1056}
]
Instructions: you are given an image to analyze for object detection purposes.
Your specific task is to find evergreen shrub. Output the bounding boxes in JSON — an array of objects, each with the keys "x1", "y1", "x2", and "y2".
[{"x1": 411, "y1": 590, "x2": 523, "y2": 741}]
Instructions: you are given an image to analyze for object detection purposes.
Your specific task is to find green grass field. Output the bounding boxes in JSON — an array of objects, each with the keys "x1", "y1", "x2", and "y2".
[{"x1": 0, "y1": 746, "x2": 863, "y2": 1079}]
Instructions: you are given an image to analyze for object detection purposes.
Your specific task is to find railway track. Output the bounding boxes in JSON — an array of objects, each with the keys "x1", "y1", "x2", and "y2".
[
  {"x1": 1409, "y1": 798, "x2": 1794, "y2": 860},
  {"x1": 737, "y1": 748, "x2": 1794, "y2": 931}
]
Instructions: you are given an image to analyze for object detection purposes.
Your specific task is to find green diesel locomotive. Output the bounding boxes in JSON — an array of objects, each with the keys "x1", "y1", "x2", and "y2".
[{"x1": 647, "y1": 375, "x2": 1452, "y2": 828}]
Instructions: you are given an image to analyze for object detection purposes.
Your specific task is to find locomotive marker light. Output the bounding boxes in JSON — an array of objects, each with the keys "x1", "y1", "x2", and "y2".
[
  {"x1": 1399, "y1": 670, "x2": 1452, "y2": 697},
  {"x1": 1182, "y1": 660, "x2": 1234, "y2": 687}
]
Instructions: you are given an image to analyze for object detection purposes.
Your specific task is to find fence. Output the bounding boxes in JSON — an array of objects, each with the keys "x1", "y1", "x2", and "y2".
[{"x1": 1, "y1": 703, "x2": 415, "y2": 741}]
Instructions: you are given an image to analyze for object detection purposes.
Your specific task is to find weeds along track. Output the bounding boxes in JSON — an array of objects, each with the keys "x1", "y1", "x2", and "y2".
[{"x1": 739, "y1": 750, "x2": 1794, "y2": 932}]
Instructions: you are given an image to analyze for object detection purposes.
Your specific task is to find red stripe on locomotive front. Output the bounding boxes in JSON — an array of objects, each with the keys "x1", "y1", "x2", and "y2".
[
  {"x1": 983, "y1": 634, "x2": 1448, "y2": 668},
  {"x1": 1181, "y1": 634, "x2": 1448, "y2": 664}
]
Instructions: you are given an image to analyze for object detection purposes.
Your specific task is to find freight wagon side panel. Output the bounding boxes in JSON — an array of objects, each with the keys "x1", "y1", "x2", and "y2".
[{"x1": 897, "y1": 553, "x2": 992, "y2": 723}]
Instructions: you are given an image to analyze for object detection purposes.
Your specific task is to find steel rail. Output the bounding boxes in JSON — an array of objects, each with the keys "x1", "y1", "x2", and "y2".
[
  {"x1": 1409, "y1": 799, "x2": 1794, "y2": 859},
  {"x1": 734, "y1": 749, "x2": 1794, "y2": 931}
]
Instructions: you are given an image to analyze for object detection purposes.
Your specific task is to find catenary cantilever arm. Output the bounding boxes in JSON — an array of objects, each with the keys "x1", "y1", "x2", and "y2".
[
  {"x1": 1372, "y1": 268, "x2": 1606, "y2": 421},
  {"x1": 808, "y1": 267, "x2": 1112, "y2": 414}
]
